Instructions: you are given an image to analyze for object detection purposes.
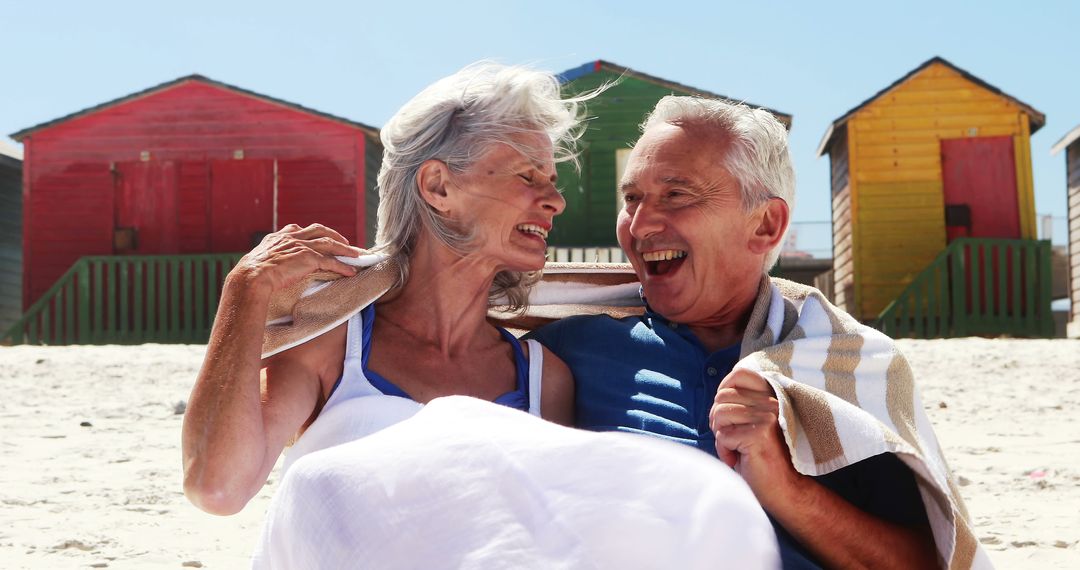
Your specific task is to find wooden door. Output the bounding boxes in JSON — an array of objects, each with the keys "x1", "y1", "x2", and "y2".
[
  {"x1": 941, "y1": 137, "x2": 1023, "y2": 315},
  {"x1": 941, "y1": 137, "x2": 1021, "y2": 241},
  {"x1": 209, "y1": 160, "x2": 274, "y2": 252},
  {"x1": 113, "y1": 161, "x2": 179, "y2": 254}
]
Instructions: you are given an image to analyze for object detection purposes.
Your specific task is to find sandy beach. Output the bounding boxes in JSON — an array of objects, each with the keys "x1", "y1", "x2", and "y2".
[{"x1": 1, "y1": 338, "x2": 1077, "y2": 569}]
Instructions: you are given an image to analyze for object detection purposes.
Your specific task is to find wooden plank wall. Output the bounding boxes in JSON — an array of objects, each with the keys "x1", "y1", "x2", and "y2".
[
  {"x1": 556, "y1": 71, "x2": 689, "y2": 246},
  {"x1": 363, "y1": 139, "x2": 383, "y2": 248},
  {"x1": 847, "y1": 62, "x2": 1033, "y2": 319},
  {"x1": 1068, "y1": 143, "x2": 1080, "y2": 337},
  {"x1": 829, "y1": 127, "x2": 855, "y2": 313},
  {"x1": 22, "y1": 81, "x2": 369, "y2": 307},
  {"x1": 0, "y1": 155, "x2": 21, "y2": 333}
]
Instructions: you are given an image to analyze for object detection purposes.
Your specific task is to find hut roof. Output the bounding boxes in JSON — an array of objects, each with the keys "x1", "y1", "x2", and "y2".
[
  {"x1": 10, "y1": 74, "x2": 380, "y2": 142},
  {"x1": 0, "y1": 139, "x2": 22, "y2": 161},
  {"x1": 816, "y1": 56, "x2": 1046, "y2": 157},
  {"x1": 558, "y1": 59, "x2": 793, "y2": 129},
  {"x1": 1051, "y1": 124, "x2": 1080, "y2": 156}
]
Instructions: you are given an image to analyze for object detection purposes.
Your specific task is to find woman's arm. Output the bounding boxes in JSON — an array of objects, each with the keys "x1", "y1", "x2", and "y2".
[
  {"x1": 181, "y1": 223, "x2": 359, "y2": 515},
  {"x1": 539, "y1": 347, "x2": 575, "y2": 426}
]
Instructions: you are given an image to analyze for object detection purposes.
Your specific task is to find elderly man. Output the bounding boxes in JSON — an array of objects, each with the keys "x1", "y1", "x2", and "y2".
[{"x1": 528, "y1": 97, "x2": 975, "y2": 569}]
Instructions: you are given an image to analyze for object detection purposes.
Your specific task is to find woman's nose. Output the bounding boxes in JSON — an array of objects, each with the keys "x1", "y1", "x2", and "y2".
[{"x1": 540, "y1": 184, "x2": 566, "y2": 216}]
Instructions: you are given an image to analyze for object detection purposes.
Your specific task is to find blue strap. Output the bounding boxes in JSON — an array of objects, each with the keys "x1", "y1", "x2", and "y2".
[
  {"x1": 361, "y1": 304, "x2": 411, "y2": 399},
  {"x1": 360, "y1": 305, "x2": 529, "y2": 410},
  {"x1": 497, "y1": 327, "x2": 529, "y2": 394}
]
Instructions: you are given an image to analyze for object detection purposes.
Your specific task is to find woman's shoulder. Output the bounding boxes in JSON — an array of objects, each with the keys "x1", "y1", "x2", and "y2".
[
  {"x1": 531, "y1": 341, "x2": 574, "y2": 426},
  {"x1": 263, "y1": 321, "x2": 349, "y2": 384}
]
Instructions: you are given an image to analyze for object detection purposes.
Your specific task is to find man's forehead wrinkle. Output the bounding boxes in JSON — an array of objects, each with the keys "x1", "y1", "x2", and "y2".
[
  {"x1": 700, "y1": 175, "x2": 735, "y2": 195},
  {"x1": 660, "y1": 175, "x2": 695, "y2": 187}
]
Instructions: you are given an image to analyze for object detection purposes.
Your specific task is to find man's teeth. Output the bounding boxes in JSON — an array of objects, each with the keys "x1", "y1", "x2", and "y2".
[
  {"x1": 516, "y1": 224, "x2": 549, "y2": 239},
  {"x1": 642, "y1": 250, "x2": 687, "y2": 262}
]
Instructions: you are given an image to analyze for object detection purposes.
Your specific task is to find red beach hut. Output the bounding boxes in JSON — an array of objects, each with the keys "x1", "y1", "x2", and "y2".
[{"x1": 6, "y1": 75, "x2": 381, "y2": 344}]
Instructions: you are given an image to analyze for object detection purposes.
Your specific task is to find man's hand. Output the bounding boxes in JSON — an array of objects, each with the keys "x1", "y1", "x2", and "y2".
[
  {"x1": 710, "y1": 369, "x2": 941, "y2": 568},
  {"x1": 709, "y1": 369, "x2": 805, "y2": 509}
]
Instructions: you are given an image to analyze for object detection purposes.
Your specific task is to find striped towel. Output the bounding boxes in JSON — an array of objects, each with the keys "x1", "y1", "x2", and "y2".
[{"x1": 736, "y1": 277, "x2": 991, "y2": 569}]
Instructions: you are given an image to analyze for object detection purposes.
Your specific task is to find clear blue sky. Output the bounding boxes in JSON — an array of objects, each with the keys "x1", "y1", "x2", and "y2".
[{"x1": 3, "y1": 0, "x2": 1077, "y2": 251}]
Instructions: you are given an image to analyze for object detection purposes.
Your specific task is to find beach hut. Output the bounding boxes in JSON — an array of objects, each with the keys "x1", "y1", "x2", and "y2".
[
  {"x1": 0, "y1": 140, "x2": 22, "y2": 336},
  {"x1": 551, "y1": 60, "x2": 792, "y2": 259},
  {"x1": 818, "y1": 56, "x2": 1054, "y2": 337},
  {"x1": 1051, "y1": 125, "x2": 1080, "y2": 338},
  {"x1": 5, "y1": 75, "x2": 380, "y2": 344}
]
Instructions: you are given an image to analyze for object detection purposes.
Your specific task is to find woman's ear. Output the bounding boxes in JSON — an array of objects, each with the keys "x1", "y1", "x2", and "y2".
[
  {"x1": 748, "y1": 198, "x2": 790, "y2": 254},
  {"x1": 417, "y1": 159, "x2": 452, "y2": 213}
]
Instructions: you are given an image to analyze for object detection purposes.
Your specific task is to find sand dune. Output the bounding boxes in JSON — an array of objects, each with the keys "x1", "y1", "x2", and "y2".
[{"x1": 0, "y1": 338, "x2": 1077, "y2": 568}]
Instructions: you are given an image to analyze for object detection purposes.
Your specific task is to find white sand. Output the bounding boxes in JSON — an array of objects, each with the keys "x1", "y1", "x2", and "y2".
[{"x1": 0, "y1": 338, "x2": 1077, "y2": 569}]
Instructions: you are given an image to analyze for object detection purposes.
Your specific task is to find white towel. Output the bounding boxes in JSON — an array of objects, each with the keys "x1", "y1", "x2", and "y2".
[{"x1": 253, "y1": 396, "x2": 780, "y2": 570}]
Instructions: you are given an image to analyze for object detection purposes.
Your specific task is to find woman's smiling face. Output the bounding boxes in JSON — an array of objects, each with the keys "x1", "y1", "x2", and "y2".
[{"x1": 446, "y1": 131, "x2": 565, "y2": 272}]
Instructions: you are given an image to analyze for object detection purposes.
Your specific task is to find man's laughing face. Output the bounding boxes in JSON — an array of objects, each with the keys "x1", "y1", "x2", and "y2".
[{"x1": 616, "y1": 122, "x2": 769, "y2": 327}]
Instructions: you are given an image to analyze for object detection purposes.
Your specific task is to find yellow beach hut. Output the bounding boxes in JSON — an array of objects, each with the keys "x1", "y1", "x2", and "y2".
[{"x1": 818, "y1": 56, "x2": 1053, "y2": 337}]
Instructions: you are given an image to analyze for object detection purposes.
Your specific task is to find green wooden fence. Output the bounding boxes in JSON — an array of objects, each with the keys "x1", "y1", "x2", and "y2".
[
  {"x1": 876, "y1": 238, "x2": 1054, "y2": 339},
  {"x1": 2, "y1": 253, "x2": 243, "y2": 346}
]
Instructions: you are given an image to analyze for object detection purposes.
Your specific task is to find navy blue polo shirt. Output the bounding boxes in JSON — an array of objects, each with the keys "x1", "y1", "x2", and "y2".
[
  {"x1": 528, "y1": 309, "x2": 739, "y2": 454},
  {"x1": 527, "y1": 309, "x2": 930, "y2": 569}
]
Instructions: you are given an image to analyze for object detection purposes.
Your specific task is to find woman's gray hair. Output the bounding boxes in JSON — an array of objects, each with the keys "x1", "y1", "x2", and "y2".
[
  {"x1": 641, "y1": 96, "x2": 796, "y2": 272},
  {"x1": 374, "y1": 61, "x2": 595, "y2": 310}
]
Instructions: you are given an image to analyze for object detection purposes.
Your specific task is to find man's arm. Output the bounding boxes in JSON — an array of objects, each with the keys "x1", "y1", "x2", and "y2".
[{"x1": 710, "y1": 369, "x2": 939, "y2": 569}]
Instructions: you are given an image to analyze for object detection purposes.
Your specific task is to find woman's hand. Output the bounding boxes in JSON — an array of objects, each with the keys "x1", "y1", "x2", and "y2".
[
  {"x1": 230, "y1": 223, "x2": 362, "y2": 296},
  {"x1": 183, "y1": 222, "x2": 358, "y2": 515}
]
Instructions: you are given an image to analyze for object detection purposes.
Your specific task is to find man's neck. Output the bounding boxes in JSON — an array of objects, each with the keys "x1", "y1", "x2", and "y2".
[
  {"x1": 686, "y1": 323, "x2": 744, "y2": 354},
  {"x1": 681, "y1": 275, "x2": 767, "y2": 354}
]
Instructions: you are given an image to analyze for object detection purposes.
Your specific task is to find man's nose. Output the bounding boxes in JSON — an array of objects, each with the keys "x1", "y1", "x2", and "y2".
[{"x1": 628, "y1": 201, "x2": 665, "y2": 239}]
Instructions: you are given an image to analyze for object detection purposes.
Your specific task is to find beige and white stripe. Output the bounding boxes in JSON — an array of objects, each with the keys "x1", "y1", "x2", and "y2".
[{"x1": 738, "y1": 278, "x2": 990, "y2": 570}]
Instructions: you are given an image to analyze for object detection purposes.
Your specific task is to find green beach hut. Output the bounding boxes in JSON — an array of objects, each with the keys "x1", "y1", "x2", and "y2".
[{"x1": 551, "y1": 60, "x2": 792, "y2": 256}]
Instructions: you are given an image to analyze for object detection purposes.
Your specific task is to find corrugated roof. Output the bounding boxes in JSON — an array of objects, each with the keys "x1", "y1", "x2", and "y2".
[
  {"x1": 10, "y1": 74, "x2": 380, "y2": 141},
  {"x1": 0, "y1": 139, "x2": 22, "y2": 161},
  {"x1": 1051, "y1": 124, "x2": 1080, "y2": 156},
  {"x1": 816, "y1": 56, "x2": 1046, "y2": 157},
  {"x1": 558, "y1": 59, "x2": 793, "y2": 129}
]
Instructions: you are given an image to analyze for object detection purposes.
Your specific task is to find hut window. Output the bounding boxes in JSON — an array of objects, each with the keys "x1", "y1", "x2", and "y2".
[{"x1": 114, "y1": 227, "x2": 137, "y2": 252}]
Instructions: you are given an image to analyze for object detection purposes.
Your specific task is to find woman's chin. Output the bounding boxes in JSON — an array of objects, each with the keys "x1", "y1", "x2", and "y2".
[
  {"x1": 503, "y1": 252, "x2": 548, "y2": 273},
  {"x1": 507, "y1": 261, "x2": 546, "y2": 273}
]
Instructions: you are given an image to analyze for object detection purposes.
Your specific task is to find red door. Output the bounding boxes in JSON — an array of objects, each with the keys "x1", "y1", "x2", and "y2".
[
  {"x1": 114, "y1": 161, "x2": 180, "y2": 254},
  {"x1": 941, "y1": 136, "x2": 1024, "y2": 315},
  {"x1": 940, "y1": 136, "x2": 1021, "y2": 241},
  {"x1": 209, "y1": 160, "x2": 274, "y2": 252}
]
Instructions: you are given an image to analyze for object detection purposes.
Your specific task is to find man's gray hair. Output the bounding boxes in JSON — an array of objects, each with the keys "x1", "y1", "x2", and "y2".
[
  {"x1": 375, "y1": 62, "x2": 594, "y2": 310},
  {"x1": 641, "y1": 96, "x2": 795, "y2": 272}
]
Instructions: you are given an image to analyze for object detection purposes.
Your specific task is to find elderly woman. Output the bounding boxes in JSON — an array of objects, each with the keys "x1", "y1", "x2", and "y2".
[{"x1": 181, "y1": 63, "x2": 583, "y2": 516}]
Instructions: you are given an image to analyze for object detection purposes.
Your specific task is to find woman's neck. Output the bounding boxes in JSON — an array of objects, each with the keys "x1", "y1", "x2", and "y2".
[{"x1": 376, "y1": 236, "x2": 504, "y2": 356}]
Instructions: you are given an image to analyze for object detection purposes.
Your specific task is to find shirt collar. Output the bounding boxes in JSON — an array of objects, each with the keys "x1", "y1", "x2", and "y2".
[{"x1": 640, "y1": 289, "x2": 742, "y2": 356}]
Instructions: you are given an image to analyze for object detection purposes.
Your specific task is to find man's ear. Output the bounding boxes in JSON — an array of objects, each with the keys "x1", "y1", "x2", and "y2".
[
  {"x1": 416, "y1": 159, "x2": 453, "y2": 213},
  {"x1": 748, "y1": 198, "x2": 789, "y2": 254}
]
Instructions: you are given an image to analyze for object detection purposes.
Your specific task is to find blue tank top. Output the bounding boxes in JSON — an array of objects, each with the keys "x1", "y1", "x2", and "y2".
[{"x1": 355, "y1": 304, "x2": 532, "y2": 411}]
